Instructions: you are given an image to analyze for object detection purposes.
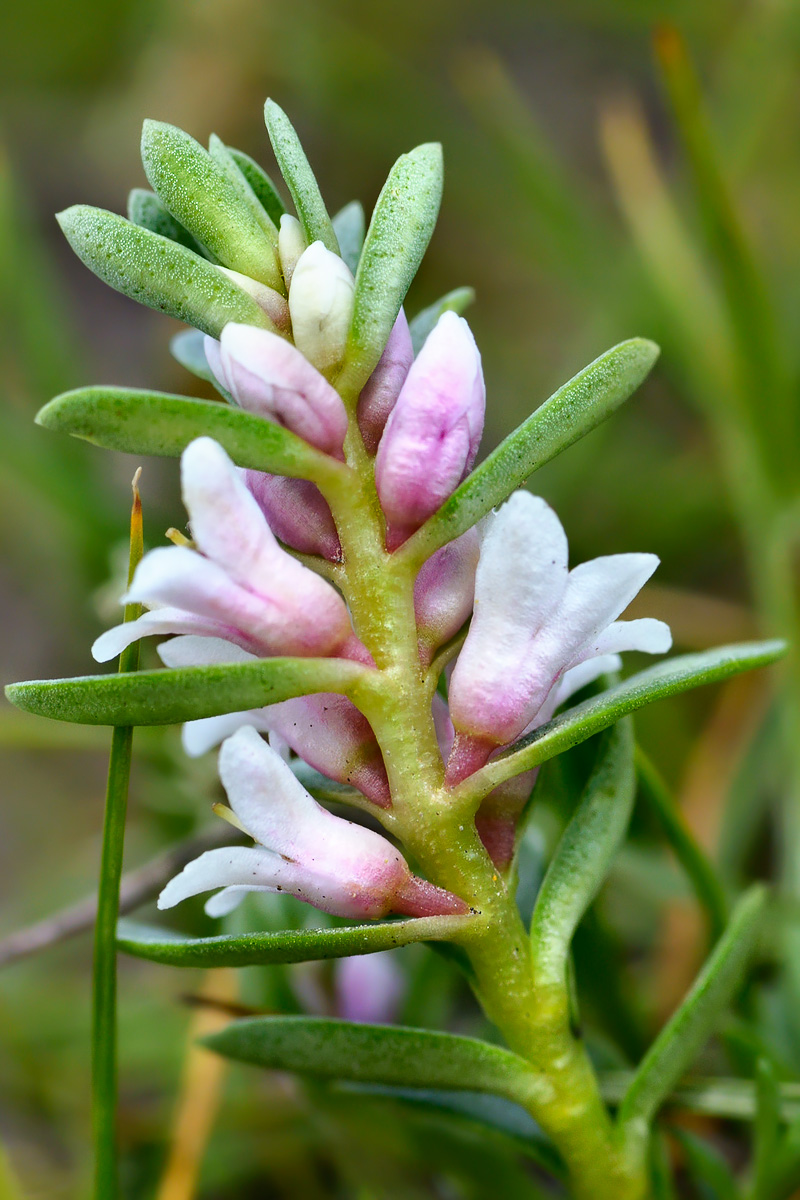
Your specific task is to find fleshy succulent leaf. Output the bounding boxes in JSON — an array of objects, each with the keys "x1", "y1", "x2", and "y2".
[
  {"x1": 264, "y1": 99, "x2": 339, "y2": 254},
  {"x1": 140, "y1": 120, "x2": 282, "y2": 289},
  {"x1": 204, "y1": 1016, "x2": 548, "y2": 1110},
  {"x1": 56, "y1": 206, "x2": 273, "y2": 338},
  {"x1": 207, "y1": 133, "x2": 279, "y2": 240},
  {"x1": 117, "y1": 916, "x2": 470, "y2": 966},
  {"x1": 341, "y1": 142, "x2": 443, "y2": 392},
  {"x1": 35, "y1": 388, "x2": 347, "y2": 486},
  {"x1": 227, "y1": 146, "x2": 287, "y2": 225},
  {"x1": 126, "y1": 188, "x2": 207, "y2": 255},
  {"x1": 5, "y1": 658, "x2": 371, "y2": 727},
  {"x1": 332, "y1": 200, "x2": 366, "y2": 274}
]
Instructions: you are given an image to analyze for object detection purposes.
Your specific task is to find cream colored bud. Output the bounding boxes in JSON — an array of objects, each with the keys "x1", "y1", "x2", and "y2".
[
  {"x1": 288, "y1": 241, "x2": 355, "y2": 372},
  {"x1": 278, "y1": 214, "x2": 307, "y2": 288},
  {"x1": 218, "y1": 266, "x2": 290, "y2": 332}
]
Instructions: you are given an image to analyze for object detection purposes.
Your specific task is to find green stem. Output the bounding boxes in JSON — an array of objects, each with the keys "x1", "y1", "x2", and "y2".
[
  {"x1": 92, "y1": 476, "x2": 143, "y2": 1200},
  {"x1": 326, "y1": 406, "x2": 647, "y2": 1200}
]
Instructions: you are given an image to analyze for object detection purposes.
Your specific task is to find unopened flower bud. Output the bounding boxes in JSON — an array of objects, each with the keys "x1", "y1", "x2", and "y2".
[
  {"x1": 357, "y1": 309, "x2": 413, "y2": 454},
  {"x1": 288, "y1": 241, "x2": 355, "y2": 372},
  {"x1": 246, "y1": 471, "x2": 341, "y2": 561},
  {"x1": 414, "y1": 529, "x2": 479, "y2": 665},
  {"x1": 278, "y1": 213, "x2": 307, "y2": 288},
  {"x1": 375, "y1": 312, "x2": 485, "y2": 548},
  {"x1": 218, "y1": 266, "x2": 290, "y2": 331}
]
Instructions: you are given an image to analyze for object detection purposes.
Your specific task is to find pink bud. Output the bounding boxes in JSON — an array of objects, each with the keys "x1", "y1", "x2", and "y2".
[
  {"x1": 207, "y1": 323, "x2": 349, "y2": 456},
  {"x1": 374, "y1": 312, "x2": 485, "y2": 548},
  {"x1": 158, "y1": 728, "x2": 467, "y2": 921},
  {"x1": 414, "y1": 529, "x2": 479, "y2": 665},
  {"x1": 357, "y1": 310, "x2": 413, "y2": 454},
  {"x1": 246, "y1": 470, "x2": 341, "y2": 561},
  {"x1": 218, "y1": 267, "x2": 290, "y2": 331}
]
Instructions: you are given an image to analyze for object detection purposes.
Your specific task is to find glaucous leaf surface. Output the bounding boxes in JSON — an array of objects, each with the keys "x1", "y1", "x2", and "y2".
[
  {"x1": 264, "y1": 100, "x2": 339, "y2": 253},
  {"x1": 409, "y1": 287, "x2": 476, "y2": 356},
  {"x1": 227, "y1": 146, "x2": 287, "y2": 225},
  {"x1": 332, "y1": 200, "x2": 366, "y2": 274}
]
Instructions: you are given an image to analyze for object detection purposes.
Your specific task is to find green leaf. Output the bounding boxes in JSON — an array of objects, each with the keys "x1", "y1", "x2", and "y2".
[
  {"x1": 618, "y1": 885, "x2": 767, "y2": 1131},
  {"x1": 227, "y1": 147, "x2": 287, "y2": 226},
  {"x1": 670, "y1": 1129, "x2": 740, "y2": 1200},
  {"x1": 599, "y1": 1072, "x2": 800, "y2": 1123},
  {"x1": 409, "y1": 287, "x2": 476, "y2": 355},
  {"x1": 333, "y1": 1084, "x2": 565, "y2": 1178},
  {"x1": 332, "y1": 200, "x2": 365, "y2": 274},
  {"x1": 751, "y1": 1058, "x2": 782, "y2": 1199},
  {"x1": 458, "y1": 641, "x2": 787, "y2": 802},
  {"x1": 56, "y1": 206, "x2": 273, "y2": 339},
  {"x1": 5, "y1": 657, "x2": 369, "y2": 727},
  {"x1": 117, "y1": 915, "x2": 470, "y2": 967},
  {"x1": 636, "y1": 747, "x2": 729, "y2": 945},
  {"x1": 264, "y1": 100, "x2": 339, "y2": 254},
  {"x1": 204, "y1": 1016, "x2": 547, "y2": 1110},
  {"x1": 169, "y1": 328, "x2": 229, "y2": 395},
  {"x1": 35, "y1": 388, "x2": 345, "y2": 486},
  {"x1": 341, "y1": 143, "x2": 443, "y2": 392},
  {"x1": 207, "y1": 133, "x2": 279, "y2": 241},
  {"x1": 530, "y1": 719, "x2": 635, "y2": 979},
  {"x1": 127, "y1": 188, "x2": 206, "y2": 255},
  {"x1": 401, "y1": 337, "x2": 660, "y2": 564},
  {"x1": 140, "y1": 120, "x2": 282, "y2": 289}
]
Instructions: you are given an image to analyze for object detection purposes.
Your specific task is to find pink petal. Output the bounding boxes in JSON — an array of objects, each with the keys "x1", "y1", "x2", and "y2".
[
  {"x1": 357, "y1": 309, "x2": 413, "y2": 454},
  {"x1": 414, "y1": 528, "x2": 479, "y2": 665},
  {"x1": 246, "y1": 470, "x2": 341, "y2": 561}
]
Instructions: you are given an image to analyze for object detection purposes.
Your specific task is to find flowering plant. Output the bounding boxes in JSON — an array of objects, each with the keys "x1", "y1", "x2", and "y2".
[{"x1": 5, "y1": 101, "x2": 785, "y2": 1199}]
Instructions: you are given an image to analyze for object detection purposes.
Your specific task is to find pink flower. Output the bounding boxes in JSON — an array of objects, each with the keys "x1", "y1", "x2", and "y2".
[
  {"x1": 158, "y1": 727, "x2": 467, "y2": 920},
  {"x1": 446, "y1": 492, "x2": 671, "y2": 784},
  {"x1": 335, "y1": 952, "x2": 405, "y2": 1024},
  {"x1": 374, "y1": 312, "x2": 485, "y2": 548},
  {"x1": 245, "y1": 471, "x2": 341, "y2": 562},
  {"x1": 205, "y1": 323, "x2": 348, "y2": 456},
  {"x1": 92, "y1": 437, "x2": 356, "y2": 663},
  {"x1": 414, "y1": 529, "x2": 480, "y2": 665},
  {"x1": 357, "y1": 310, "x2": 414, "y2": 454}
]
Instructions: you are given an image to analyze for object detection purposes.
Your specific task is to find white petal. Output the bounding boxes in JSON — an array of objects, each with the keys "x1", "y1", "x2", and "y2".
[
  {"x1": 91, "y1": 607, "x2": 228, "y2": 663},
  {"x1": 577, "y1": 617, "x2": 673, "y2": 661},
  {"x1": 548, "y1": 654, "x2": 623, "y2": 712},
  {"x1": 204, "y1": 885, "x2": 264, "y2": 917},
  {"x1": 182, "y1": 710, "x2": 270, "y2": 757},
  {"x1": 546, "y1": 553, "x2": 660, "y2": 663},
  {"x1": 157, "y1": 635, "x2": 257, "y2": 669},
  {"x1": 157, "y1": 845, "x2": 294, "y2": 910}
]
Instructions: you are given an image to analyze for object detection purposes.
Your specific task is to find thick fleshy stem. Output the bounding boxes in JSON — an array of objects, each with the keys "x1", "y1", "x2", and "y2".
[{"x1": 321, "y1": 381, "x2": 648, "y2": 1200}]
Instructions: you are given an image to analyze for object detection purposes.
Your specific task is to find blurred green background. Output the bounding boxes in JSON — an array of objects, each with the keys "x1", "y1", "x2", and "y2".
[{"x1": 2, "y1": 0, "x2": 800, "y2": 1195}]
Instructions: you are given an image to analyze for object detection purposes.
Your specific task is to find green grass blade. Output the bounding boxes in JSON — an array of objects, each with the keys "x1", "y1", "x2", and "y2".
[{"x1": 618, "y1": 885, "x2": 767, "y2": 1131}]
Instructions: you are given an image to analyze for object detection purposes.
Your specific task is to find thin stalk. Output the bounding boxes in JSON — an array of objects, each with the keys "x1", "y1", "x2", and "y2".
[{"x1": 92, "y1": 472, "x2": 143, "y2": 1200}]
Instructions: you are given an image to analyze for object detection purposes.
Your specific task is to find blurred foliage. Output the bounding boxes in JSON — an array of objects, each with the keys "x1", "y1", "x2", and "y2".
[{"x1": 2, "y1": 0, "x2": 800, "y2": 1195}]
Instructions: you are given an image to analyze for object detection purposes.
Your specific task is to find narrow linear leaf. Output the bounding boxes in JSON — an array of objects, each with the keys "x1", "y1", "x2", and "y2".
[
  {"x1": 204, "y1": 1016, "x2": 547, "y2": 1110},
  {"x1": 264, "y1": 100, "x2": 339, "y2": 253},
  {"x1": 670, "y1": 1129, "x2": 739, "y2": 1200},
  {"x1": 751, "y1": 1057, "x2": 782, "y2": 1199},
  {"x1": 117, "y1": 915, "x2": 470, "y2": 967},
  {"x1": 56, "y1": 206, "x2": 273, "y2": 339},
  {"x1": 401, "y1": 338, "x2": 660, "y2": 565},
  {"x1": 636, "y1": 747, "x2": 729, "y2": 944},
  {"x1": 332, "y1": 200, "x2": 366, "y2": 275},
  {"x1": 333, "y1": 1083, "x2": 565, "y2": 1179},
  {"x1": 5, "y1": 657, "x2": 370, "y2": 727},
  {"x1": 208, "y1": 133, "x2": 279, "y2": 240},
  {"x1": 649, "y1": 1130, "x2": 678, "y2": 1200},
  {"x1": 341, "y1": 142, "x2": 443, "y2": 392},
  {"x1": 409, "y1": 286, "x2": 476, "y2": 355},
  {"x1": 228, "y1": 147, "x2": 287, "y2": 225},
  {"x1": 459, "y1": 641, "x2": 786, "y2": 803},
  {"x1": 599, "y1": 1071, "x2": 800, "y2": 1123},
  {"x1": 618, "y1": 885, "x2": 768, "y2": 1131},
  {"x1": 35, "y1": 388, "x2": 345, "y2": 486},
  {"x1": 141, "y1": 120, "x2": 282, "y2": 289},
  {"x1": 530, "y1": 719, "x2": 635, "y2": 978},
  {"x1": 127, "y1": 188, "x2": 207, "y2": 255}
]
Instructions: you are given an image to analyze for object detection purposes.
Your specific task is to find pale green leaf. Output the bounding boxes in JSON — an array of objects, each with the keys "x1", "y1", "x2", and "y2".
[
  {"x1": 56, "y1": 206, "x2": 273, "y2": 339},
  {"x1": 264, "y1": 100, "x2": 339, "y2": 253},
  {"x1": 207, "y1": 133, "x2": 279, "y2": 241},
  {"x1": 140, "y1": 119, "x2": 282, "y2": 288},
  {"x1": 228, "y1": 147, "x2": 287, "y2": 226},
  {"x1": 4, "y1": 657, "x2": 369, "y2": 727},
  {"x1": 126, "y1": 188, "x2": 206, "y2": 255},
  {"x1": 409, "y1": 287, "x2": 476, "y2": 355},
  {"x1": 332, "y1": 200, "x2": 365, "y2": 274}
]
